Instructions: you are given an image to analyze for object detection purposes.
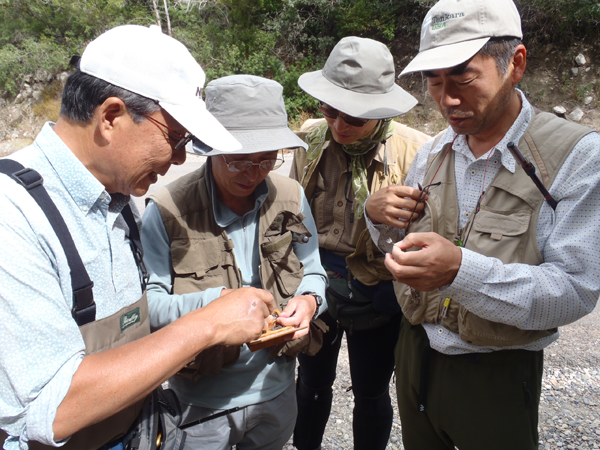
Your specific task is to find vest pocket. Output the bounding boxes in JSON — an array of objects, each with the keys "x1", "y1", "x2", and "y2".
[
  {"x1": 171, "y1": 237, "x2": 232, "y2": 292},
  {"x1": 468, "y1": 207, "x2": 532, "y2": 264},
  {"x1": 261, "y1": 230, "x2": 304, "y2": 299}
]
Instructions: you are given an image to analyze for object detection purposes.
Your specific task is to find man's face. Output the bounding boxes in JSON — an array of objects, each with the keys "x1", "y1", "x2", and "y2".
[
  {"x1": 425, "y1": 53, "x2": 515, "y2": 138},
  {"x1": 211, "y1": 150, "x2": 278, "y2": 209},
  {"x1": 322, "y1": 104, "x2": 379, "y2": 145},
  {"x1": 110, "y1": 109, "x2": 187, "y2": 196}
]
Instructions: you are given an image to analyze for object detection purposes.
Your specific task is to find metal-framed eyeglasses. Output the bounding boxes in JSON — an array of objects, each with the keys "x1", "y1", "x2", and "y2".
[
  {"x1": 221, "y1": 153, "x2": 285, "y2": 173},
  {"x1": 318, "y1": 105, "x2": 370, "y2": 127},
  {"x1": 142, "y1": 114, "x2": 193, "y2": 150}
]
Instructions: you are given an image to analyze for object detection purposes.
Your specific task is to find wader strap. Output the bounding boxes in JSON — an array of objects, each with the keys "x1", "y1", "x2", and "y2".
[{"x1": 0, "y1": 160, "x2": 96, "y2": 326}]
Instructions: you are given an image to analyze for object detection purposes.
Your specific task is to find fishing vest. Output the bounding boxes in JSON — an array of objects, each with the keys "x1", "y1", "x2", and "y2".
[
  {"x1": 395, "y1": 111, "x2": 594, "y2": 346},
  {"x1": 0, "y1": 161, "x2": 150, "y2": 450},
  {"x1": 149, "y1": 164, "x2": 310, "y2": 379},
  {"x1": 150, "y1": 164, "x2": 308, "y2": 306},
  {"x1": 295, "y1": 119, "x2": 424, "y2": 286}
]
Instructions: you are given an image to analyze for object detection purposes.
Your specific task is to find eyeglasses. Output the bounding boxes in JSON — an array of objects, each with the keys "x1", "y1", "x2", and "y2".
[
  {"x1": 221, "y1": 154, "x2": 285, "y2": 173},
  {"x1": 319, "y1": 105, "x2": 369, "y2": 127},
  {"x1": 142, "y1": 114, "x2": 193, "y2": 150}
]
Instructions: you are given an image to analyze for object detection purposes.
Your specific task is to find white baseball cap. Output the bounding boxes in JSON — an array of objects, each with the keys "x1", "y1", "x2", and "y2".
[
  {"x1": 400, "y1": 0, "x2": 523, "y2": 76},
  {"x1": 78, "y1": 24, "x2": 241, "y2": 152}
]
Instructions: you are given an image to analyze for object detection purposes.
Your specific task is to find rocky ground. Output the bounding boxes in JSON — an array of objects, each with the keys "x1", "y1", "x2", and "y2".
[{"x1": 281, "y1": 302, "x2": 600, "y2": 450}]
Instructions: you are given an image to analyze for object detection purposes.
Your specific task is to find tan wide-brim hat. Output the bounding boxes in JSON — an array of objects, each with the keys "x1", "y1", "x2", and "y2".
[
  {"x1": 400, "y1": 0, "x2": 523, "y2": 76},
  {"x1": 298, "y1": 36, "x2": 417, "y2": 119}
]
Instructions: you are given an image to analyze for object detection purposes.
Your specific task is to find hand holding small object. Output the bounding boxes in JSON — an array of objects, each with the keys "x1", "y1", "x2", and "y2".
[{"x1": 384, "y1": 232, "x2": 462, "y2": 291}]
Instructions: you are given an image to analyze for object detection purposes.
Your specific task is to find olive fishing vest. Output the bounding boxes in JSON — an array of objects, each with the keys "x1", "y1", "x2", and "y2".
[
  {"x1": 0, "y1": 161, "x2": 150, "y2": 450},
  {"x1": 395, "y1": 111, "x2": 594, "y2": 346},
  {"x1": 149, "y1": 164, "x2": 308, "y2": 307},
  {"x1": 295, "y1": 120, "x2": 423, "y2": 286}
]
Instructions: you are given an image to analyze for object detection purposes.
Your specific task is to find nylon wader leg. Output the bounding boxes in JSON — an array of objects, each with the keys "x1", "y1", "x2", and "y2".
[
  {"x1": 292, "y1": 375, "x2": 333, "y2": 450},
  {"x1": 352, "y1": 390, "x2": 393, "y2": 450}
]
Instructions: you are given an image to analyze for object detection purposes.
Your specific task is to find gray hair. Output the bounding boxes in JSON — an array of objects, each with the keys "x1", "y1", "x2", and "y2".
[
  {"x1": 478, "y1": 37, "x2": 523, "y2": 75},
  {"x1": 60, "y1": 69, "x2": 160, "y2": 124}
]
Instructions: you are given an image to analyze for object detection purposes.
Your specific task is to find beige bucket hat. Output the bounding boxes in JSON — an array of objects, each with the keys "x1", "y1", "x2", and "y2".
[{"x1": 298, "y1": 36, "x2": 417, "y2": 119}]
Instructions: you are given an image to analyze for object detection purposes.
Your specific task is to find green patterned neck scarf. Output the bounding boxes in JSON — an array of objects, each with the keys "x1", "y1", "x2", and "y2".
[{"x1": 342, "y1": 119, "x2": 394, "y2": 219}]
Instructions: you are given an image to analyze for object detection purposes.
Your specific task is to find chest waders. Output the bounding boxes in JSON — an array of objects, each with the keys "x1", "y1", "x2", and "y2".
[{"x1": 0, "y1": 160, "x2": 151, "y2": 450}]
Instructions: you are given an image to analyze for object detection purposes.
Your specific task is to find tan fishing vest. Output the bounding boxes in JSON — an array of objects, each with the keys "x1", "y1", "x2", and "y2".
[
  {"x1": 150, "y1": 163, "x2": 308, "y2": 307},
  {"x1": 294, "y1": 119, "x2": 425, "y2": 286},
  {"x1": 395, "y1": 111, "x2": 594, "y2": 346},
  {"x1": 149, "y1": 163, "x2": 310, "y2": 379},
  {"x1": 0, "y1": 294, "x2": 151, "y2": 450}
]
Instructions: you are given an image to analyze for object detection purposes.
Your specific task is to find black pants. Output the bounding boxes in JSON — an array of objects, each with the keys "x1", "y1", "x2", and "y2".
[
  {"x1": 293, "y1": 311, "x2": 401, "y2": 450},
  {"x1": 396, "y1": 318, "x2": 543, "y2": 450}
]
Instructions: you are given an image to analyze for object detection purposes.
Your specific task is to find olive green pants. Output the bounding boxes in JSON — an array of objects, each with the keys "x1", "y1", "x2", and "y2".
[{"x1": 395, "y1": 318, "x2": 543, "y2": 450}]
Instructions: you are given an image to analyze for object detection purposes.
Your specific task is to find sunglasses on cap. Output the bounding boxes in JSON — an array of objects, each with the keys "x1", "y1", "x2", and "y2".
[{"x1": 318, "y1": 105, "x2": 369, "y2": 127}]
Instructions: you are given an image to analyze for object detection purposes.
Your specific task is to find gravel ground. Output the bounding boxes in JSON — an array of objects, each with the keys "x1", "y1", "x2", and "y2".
[{"x1": 282, "y1": 302, "x2": 600, "y2": 450}]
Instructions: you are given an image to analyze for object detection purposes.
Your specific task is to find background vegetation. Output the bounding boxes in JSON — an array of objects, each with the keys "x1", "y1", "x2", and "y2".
[{"x1": 1, "y1": 0, "x2": 600, "y2": 122}]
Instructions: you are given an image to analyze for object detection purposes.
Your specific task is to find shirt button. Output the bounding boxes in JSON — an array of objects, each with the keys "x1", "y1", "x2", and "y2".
[
  {"x1": 333, "y1": 229, "x2": 340, "y2": 235},
  {"x1": 494, "y1": 160, "x2": 499, "y2": 165},
  {"x1": 115, "y1": 270, "x2": 120, "y2": 277},
  {"x1": 82, "y1": 205, "x2": 89, "y2": 213},
  {"x1": 438, "y1": 328, "x2": 444, "y2": 334},
  {"x1": 470, "y1": 170, "x2": 476, "y2": 175},
  {"x1": 337, "y1": 201, "x2": 343, "y2": 207}
]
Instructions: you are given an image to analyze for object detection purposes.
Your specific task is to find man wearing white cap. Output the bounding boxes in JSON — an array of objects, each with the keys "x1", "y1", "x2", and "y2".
[
  {"x1": 0, "y1": 26, "x2": 274, "y2": 450},
  {"x1": 290, "y1": 36, "x2": 429, "y2": 450},
  {"x1": 366, "y1": 0, "x2": 600, "y2": 448},
  {"x1": 141, "y1": 75, "x2": 327, "y2": 450}
]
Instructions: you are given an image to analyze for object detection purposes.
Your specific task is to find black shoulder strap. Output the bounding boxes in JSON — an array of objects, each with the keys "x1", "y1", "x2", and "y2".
[
  {"x1": 121, "y1": 204, "x2": 149, "y2": 291},
  {"x1": 0, "y1": 159, "x2": 96, "y2": 326}
]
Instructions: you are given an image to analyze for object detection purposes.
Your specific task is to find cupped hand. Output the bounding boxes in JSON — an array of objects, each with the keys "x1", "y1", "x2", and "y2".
[
  {"x1": 365, "y1": 185, "x2": 426, "y2": 228},
  {"x1": 384, "y1": 232, "x2": 462, "y2": 291},
  {"x1": 277, "y1": 294, "x2": 317, "y2": 340}
]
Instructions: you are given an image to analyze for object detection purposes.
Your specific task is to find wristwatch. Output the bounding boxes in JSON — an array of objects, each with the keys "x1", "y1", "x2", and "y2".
[{"x1": 302, "y1": 292, "x2": 324, "y2": 320}]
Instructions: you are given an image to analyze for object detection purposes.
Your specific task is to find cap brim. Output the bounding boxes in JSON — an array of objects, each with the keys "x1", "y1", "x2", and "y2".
[
  {"x1": 298, "y1": 71, "x2": 417, "y2": 119},
  {"x1": 160, "y1": 100, "x2": 242, "y2": 152},
  {"x1": 193, "y1": 127, "x2": 307, "y2": 156},
  {"x1": 400, "y1": 37, "x2": 490, "y2": 76}
]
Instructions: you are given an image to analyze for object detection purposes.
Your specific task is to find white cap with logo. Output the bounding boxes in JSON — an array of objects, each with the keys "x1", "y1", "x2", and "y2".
[
  {"x1": 400, "y1": 0, "x2": 522, "y2": 76},
  {"x1": 78, "y1": 24, "x2": 241, "y2": 152}
]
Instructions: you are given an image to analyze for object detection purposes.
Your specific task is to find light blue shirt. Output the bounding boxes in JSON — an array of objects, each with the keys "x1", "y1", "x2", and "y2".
[
  {"x1": 367, "y1": 93, "x2": 600, "y2": 355},
  {"x1": 0, "y1": 123, "x2": 143, "y2": 449},
  {"x1": 141, "y1": 165, "x2": 327, "y2": 409}
]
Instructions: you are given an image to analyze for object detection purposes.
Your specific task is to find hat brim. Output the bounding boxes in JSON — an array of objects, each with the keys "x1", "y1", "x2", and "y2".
[
  {"x1": 400, "y1": 37, "x2": 490, "y2": 76},
  {"x1": 160, "y1": 100, "x2": 242, "y2": 152},
  {"x1": 192, "y1": 126, "x2": 307, "y2": 156},
  {"x1": 298, "y1": 71, "x2": 417, "y2": 119}
]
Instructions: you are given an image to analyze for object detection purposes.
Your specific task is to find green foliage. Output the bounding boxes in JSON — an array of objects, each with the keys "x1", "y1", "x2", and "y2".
[
  {"x1": 0, "y1": 37, "x2": 71, "y2": 94},
  {"x1": 516, "y1": 0, "x2": 600, "y2": 47},
  {"x1": 2, "y1": 0, "x2": 600, "y2": 122}
]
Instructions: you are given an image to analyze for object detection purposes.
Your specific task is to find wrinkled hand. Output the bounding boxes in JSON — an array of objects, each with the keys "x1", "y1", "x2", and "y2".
[
  {"x1": 201, "y1": 287, "x2": 275, "y2": 346},
  {"x1": 384, "y1": 232, "x2": 462, "y2": 291},
  {"x1": 365, "y1": 185, "x2": 426, "y2": 228},
  {"x1": 277, "y1": 295, "x2": 317, "y2": 340}
]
